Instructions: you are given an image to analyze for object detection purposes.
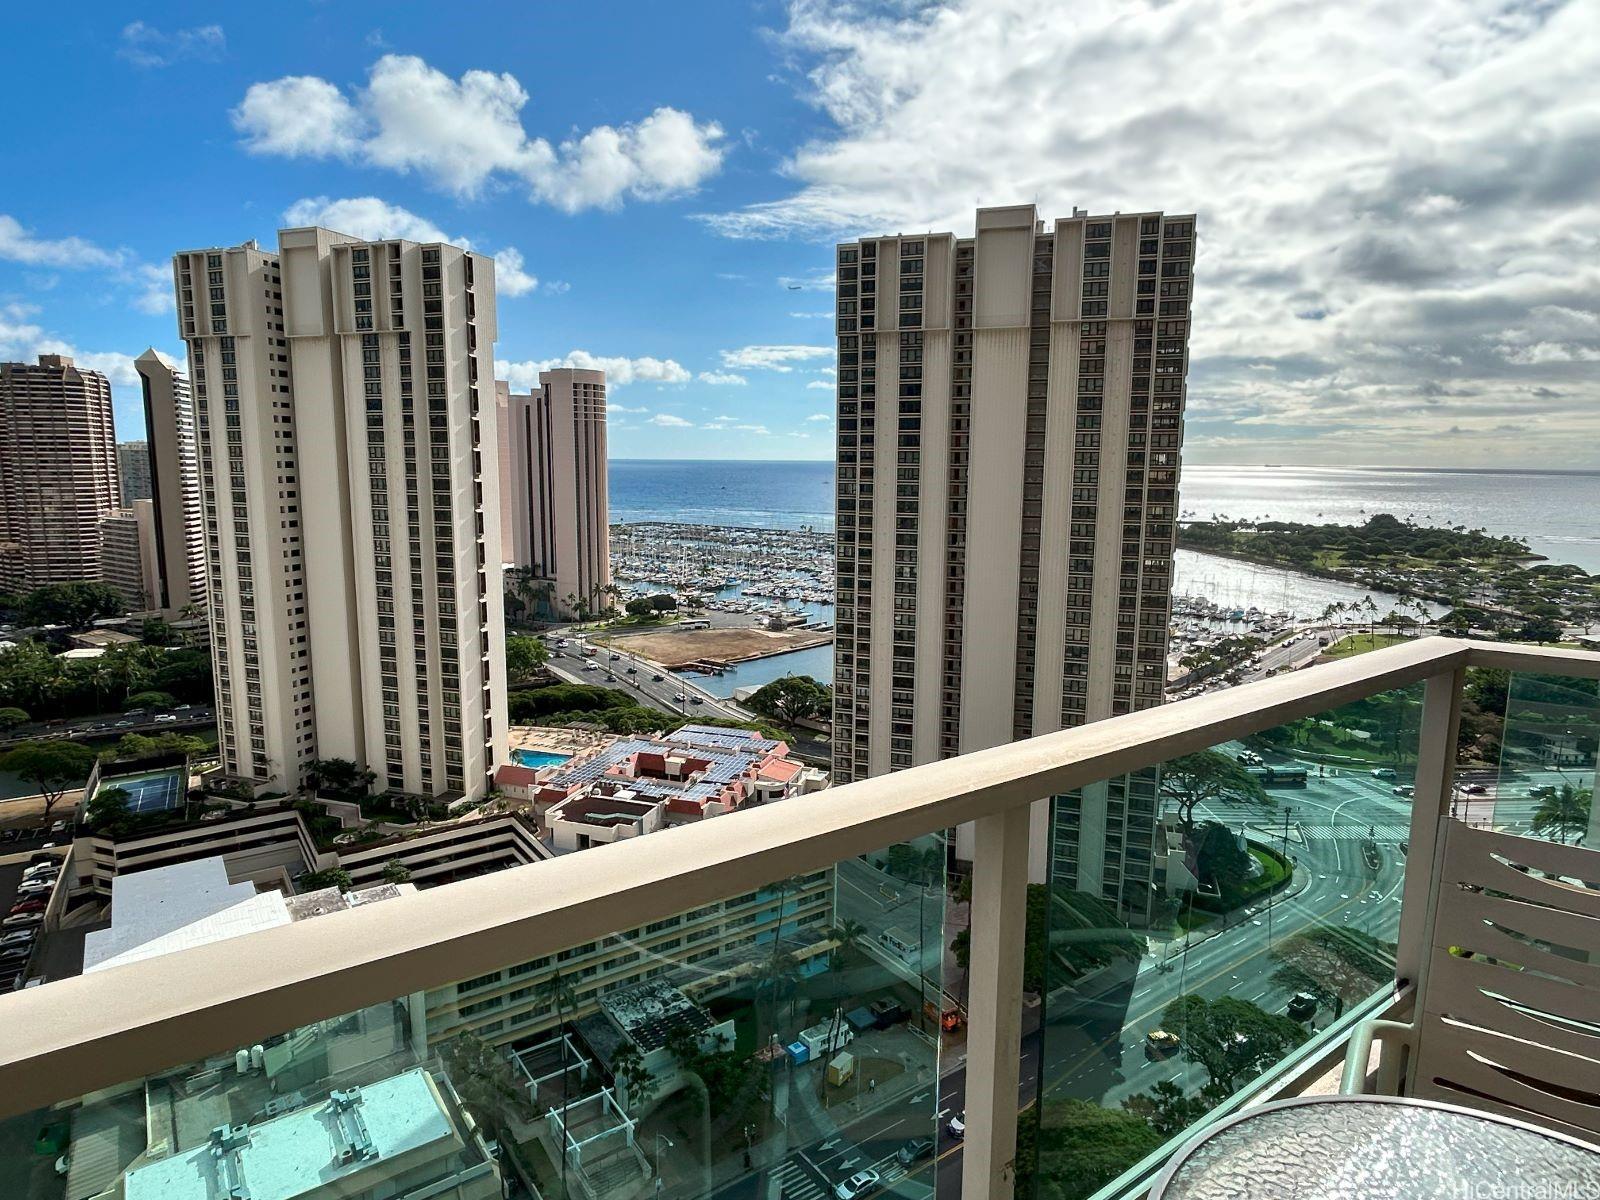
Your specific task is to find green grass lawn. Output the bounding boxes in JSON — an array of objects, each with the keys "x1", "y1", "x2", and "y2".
[{"x1": 1323, "y1": 632, "x2": 1411, "y2": 659}]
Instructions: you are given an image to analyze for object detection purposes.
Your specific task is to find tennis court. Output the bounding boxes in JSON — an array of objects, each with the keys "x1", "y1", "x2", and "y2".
[{"x1": 99, "y1": 769, "x2": 186, "y2": 815}]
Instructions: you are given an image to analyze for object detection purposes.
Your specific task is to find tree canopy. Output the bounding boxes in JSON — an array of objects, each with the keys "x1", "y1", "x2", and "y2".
[
  {"x1": 746, "y1": 675, "x2": 830, "y2": 725},
  {"x1": 504, "y1": 634, "x2": 549, "y2": 680},
  {"x1": 18, "y1": 581, "x2": 126, "y2": 629},
  {"x1": 0, "y1": 739, "x2": 95, "y2": 816},
  {"x1": 1159, "y1": 751, "x2": 1270, "y2": 833},
  {"x1": 1159, "y1": 994, "x2": 1308, "y2": 1096}
]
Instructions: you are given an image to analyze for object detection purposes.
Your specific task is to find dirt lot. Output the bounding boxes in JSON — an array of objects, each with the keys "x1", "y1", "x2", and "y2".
[{"x1": 599, "y1": 626, "x2": 832, "y2": 669}]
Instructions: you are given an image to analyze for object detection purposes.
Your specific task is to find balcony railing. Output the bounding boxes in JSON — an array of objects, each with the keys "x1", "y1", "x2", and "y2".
[{"x1": 0, "y1": 637, "x2": 1595, "y2": 1200}]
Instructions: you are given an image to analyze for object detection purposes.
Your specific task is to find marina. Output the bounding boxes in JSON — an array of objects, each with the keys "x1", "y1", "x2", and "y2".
[{"x1": 602, "y1": 522, "x2": 1456, "y2": 694}]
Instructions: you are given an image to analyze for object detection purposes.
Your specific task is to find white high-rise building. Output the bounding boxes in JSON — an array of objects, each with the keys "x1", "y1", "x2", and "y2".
[
  {"x1": 173, "y1": 228, "x2": 507, "y2": 800},
  {"x1": 831, "y1": 204, "x2": 1193, "y2": 903},
  {"x1": 134, "y1": 350, "x2": 206, "y2": 618},
  {"x1": 498, "y1": 368, "x2": 610, "y2": 619}
]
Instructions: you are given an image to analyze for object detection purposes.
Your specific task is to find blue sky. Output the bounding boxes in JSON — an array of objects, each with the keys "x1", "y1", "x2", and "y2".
[{"x1": 2, "y1": 1, "x2": 1596, "y2": 466}]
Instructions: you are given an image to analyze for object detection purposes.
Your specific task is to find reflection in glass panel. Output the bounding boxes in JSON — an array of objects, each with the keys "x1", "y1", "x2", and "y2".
[
  {"x1": 1028, "y1": 687, "x2": 1422, "y2": 1199},
  {"x1": 0, "y1": 834, "x2": 947, "y2": 1200},
  {"x1": 1488, "y1": 670, "x2": 1599, "y2": 844}
]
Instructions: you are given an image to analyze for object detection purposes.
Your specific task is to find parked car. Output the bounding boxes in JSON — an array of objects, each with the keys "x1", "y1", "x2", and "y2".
[
  {"x1": 897, "y1": 1138, "x2": 935, "y2": 1166},
  {"x1": 0, "y1": 930, "x2": 35, "y2": 948},
  {"x1": 22, "y1": 863, "x2": 56, "y2": 880},
  {"x1": 835, "y1": 1169, "x2": 880, "y2": 1200},
  {"x1": 0, "y1": 945, "x2": 32, "y2": 963},
  {"x1": 8, "y1": 900, "x2": 46, "y2": 916},
  {"x1": 1287, "y1": 992, "x2": 1319, "y2": 1022},
  {"x1": 0, "y1": 914, "x2": 38, "y2": 930},
  {"x1": 17, "y1": 880, "x2": 53, "y2": 896}
]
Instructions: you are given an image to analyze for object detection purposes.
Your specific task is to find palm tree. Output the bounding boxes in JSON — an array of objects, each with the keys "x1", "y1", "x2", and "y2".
[
  {"x1": 1532, "y1": 784, "x2": 1593, "y2": 845},
  {"x1": 536, "y1": 969, "x2": 580, "y2": 1194},
  {"x1": 825, "y1": 918, "x2": 867, "y2": 971},
  {"x1": 610, "y1": 1040, "x2": 657, "y2": 1113}
]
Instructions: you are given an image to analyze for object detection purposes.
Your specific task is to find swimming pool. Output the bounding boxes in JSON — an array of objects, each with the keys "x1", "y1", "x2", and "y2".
[{"x1": 512, "y1": 749, "x2": 572, "y2": 769}]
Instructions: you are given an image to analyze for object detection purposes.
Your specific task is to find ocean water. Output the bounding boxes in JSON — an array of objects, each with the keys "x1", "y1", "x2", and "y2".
[
  {"x1": 611, "y1": 460, "x2": 1600, "y2": 571},
  {"x1": 610, "y1": 460, "x2": 835, "y2": 532}
]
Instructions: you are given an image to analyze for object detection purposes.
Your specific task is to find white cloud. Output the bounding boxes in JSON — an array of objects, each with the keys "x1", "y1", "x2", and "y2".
[
  {"x1": 281, "y1": 196, "x2": 540, "y2": 296},
  {"x1": 284, "y1": 195, "x2": 454, "y2": 243},
  {"x1": 492, "y1": 247, "x2": 538, "y2": 297},
  {"x1": 234, "y1": 76, "x2": 365, "y2": 157},
  {"x1": 118, "y1": 21, "x2": 225, "y2": 68},
  {"x1": 697, "y1": 371, "x2": 748, "y2": 385},
  {"x1": 806, "y1": 412, "x2": 834, "y2": 422},
  {"x1": 805, "y1": 380, "x2": 833, "y2": 390},
  {"x1": 495, "y1": 350, "x2": 692, "y2": 391},
  {"x1": 694, "y1": 0, "x2": 1600, "y2": 464},
  {"x1": 0, "y1": 215, "x2": 125, "y2": 269},
  {"x1": 235, "y1": 55, "x2": 725, "y2": 209},
  {"x1": 0, "y1": 215, "x2": 175, "y2": 316},
  {"x1": 649, "y1": 413, "x2": 694, "y2": 427},
  {"x1": 790, "y1": 310, "x2": 832, "y2": 318},
  {"x1": 720, "y1": 344, "x2": 833, "y2": 372},
  {"x1": 131, "y1": 264, "x2": 174, "y2": 314}
]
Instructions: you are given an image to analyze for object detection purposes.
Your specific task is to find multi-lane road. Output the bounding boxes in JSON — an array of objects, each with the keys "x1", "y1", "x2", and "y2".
[{"x1": 541, "y1": 635, "x2": 747, "y2": 723}]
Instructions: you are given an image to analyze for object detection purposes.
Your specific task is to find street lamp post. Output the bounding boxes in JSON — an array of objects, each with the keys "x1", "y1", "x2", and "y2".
[{"x1": 654, "y1": 1133, "x2": 674, "y2": 1189}]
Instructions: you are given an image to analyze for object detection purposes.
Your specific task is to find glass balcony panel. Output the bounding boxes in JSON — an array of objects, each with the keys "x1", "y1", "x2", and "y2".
[
  {"x1": 1026, "y1": 686, "x2": 1423, "y2": 1199},
  {"x1": 1478, "y1": 669, "x2": 1599, "y2": 843},
  {"x1": 0, "y1": 835, "x2": 948, "y2": 1200}
]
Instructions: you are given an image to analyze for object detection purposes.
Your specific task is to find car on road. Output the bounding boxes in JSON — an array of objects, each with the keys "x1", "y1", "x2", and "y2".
[
  {"x1": 609, "y1": 653, "x2": 621, "y2": 661},
  {"x1": 114, "y1": 720, "x2": 134, "y2": 728},
  {"x1": 155, "y1": 714, "x2": 177, "y2": 723},
  {"x1": 583, "y1": 662, "x2": 600, "y2": 672},
  {"x1": 651, "y1": 673, "x2": 665, "y2": 682},
  {"x1": 835, "y1": 1169, "x2": 880, "y2": 1199},
  {"x1": 869, "y1": 997, "x2": 911, "y2": 1028},
  {"x1": 1287, "y1": 992, "x2": 1319, "y2": 1021},
  {"x1": 946, "y1": 1111, "x2": 966, "y2": 1138},
  {"x1": 1461, "y1": 782, "x2": 1488, "y2": 795},
  {"x1": 174, "y1": 704, "x2": 192, "y2": 711},
  {"x1": 605, "y1": 673, "x2": 617, "y2": 682},
  {"x1": 1144, "y1": 1030, "x2": 1181, "y2": 1060},
  {"x1": 898, "y1": 1138, "x2": 935, "y2": 1166},
  {"x1": 1392, "y1": 785, "x2": 1413, "y2": 797},
  {"x1": 689, "y1": 696, "x2": 703, "y2": 705},
  {"x1": 625, "y1": 666, "x2": 637, "y2": 675},
  {"x1": 1371, "y1": 768, "x2": 1397, "y2": 780},
  {"x1": 673, "y1": 692, "x2": 686, "y2": 702}
]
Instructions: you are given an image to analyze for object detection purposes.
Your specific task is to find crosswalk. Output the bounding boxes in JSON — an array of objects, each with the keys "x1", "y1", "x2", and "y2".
[
  {"x1": 1300, "y1": 821, "x2": 1411, "y2": 842},
  {"x1": 772, "y1": 1160, "x2": 827, "y2": 1200}
]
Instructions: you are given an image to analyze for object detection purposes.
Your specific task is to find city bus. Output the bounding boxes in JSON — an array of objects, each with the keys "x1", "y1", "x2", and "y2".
[{"x1": 1246, "y1": 765, "x2": 1309, "y2": 788}]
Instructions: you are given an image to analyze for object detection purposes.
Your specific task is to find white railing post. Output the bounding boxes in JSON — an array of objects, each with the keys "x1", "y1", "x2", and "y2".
[
  {"x1": 962, "y1": 803, "x2": 1031, "y2": 1200},
  {"x1": 1389, "y1": 667, "x2": 1465, "y2": 1090}
]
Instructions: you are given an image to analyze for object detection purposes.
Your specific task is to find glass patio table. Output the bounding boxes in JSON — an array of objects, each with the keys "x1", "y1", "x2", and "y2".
[{"x1": 1150, "y1": 1095, "x2": 1600, "y2": 1200}]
